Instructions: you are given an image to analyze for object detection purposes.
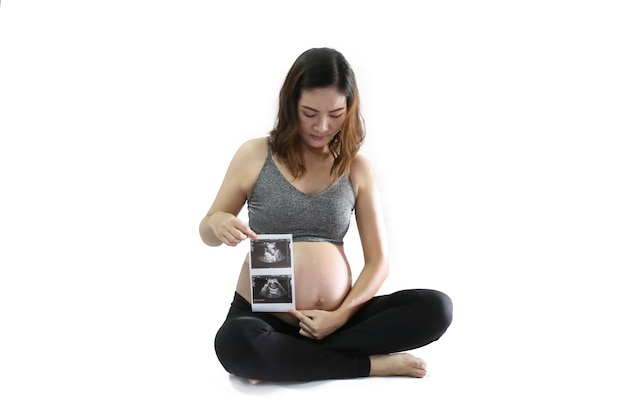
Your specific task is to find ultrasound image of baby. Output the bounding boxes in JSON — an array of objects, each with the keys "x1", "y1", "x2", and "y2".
[
  {"x1": 257, "y1": 241, "x2": 286, "y2": 264},
  {"x1": 259, "y1": 278, "x2": 288, "y2": 298}
]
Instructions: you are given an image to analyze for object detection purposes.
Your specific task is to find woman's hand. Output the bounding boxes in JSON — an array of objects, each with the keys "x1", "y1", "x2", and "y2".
[
  {"x1": 289, "y1": 308, "x2": 346, "y2": 340},
  {"x1": 209, "y1": 212, "x2": 256, "y2": 246}
]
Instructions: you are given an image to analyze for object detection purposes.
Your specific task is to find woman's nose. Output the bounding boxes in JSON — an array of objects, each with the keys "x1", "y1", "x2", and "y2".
[{"x1": 315, "y1": 116, "x2": 329, "y2": 132}]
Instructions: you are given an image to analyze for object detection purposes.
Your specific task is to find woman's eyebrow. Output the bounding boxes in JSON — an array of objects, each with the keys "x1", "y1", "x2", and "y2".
[{"x1": 300, "y1": 105, "x2": 346, "y2": 113}]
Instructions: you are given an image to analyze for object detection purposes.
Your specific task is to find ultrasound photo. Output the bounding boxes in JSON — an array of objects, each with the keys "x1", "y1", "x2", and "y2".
[
  {"x1": 251, "y1": 274, "x2": 293, "y2": 304},
  {"x1": 248, "y1": 234, "x2": 295, "y2": 312},
  {"x1": 250, "y1": 238, "x2": 292, "y2": 269}
]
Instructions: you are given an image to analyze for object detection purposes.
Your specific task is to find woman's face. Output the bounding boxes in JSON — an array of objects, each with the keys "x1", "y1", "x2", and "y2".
[{"x1": 297, "y1": 87, "x2": 347, "y2": 151}]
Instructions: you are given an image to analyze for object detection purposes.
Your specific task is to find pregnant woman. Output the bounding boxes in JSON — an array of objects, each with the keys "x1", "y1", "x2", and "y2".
[{"x1": 199, "y1": 47, "x2": 453, "y2": 383}]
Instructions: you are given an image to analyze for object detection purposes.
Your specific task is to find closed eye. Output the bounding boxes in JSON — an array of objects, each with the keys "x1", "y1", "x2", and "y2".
[{"x1": 303, "y1": 113, "x2": 343, "y2": 119}]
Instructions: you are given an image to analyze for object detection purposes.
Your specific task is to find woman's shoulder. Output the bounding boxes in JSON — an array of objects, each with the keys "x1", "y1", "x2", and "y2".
[
  {"x1": 226, "y1": 136, "x2": 270, "y2": 194},
  {"x1": 228, "y1": 136, "x2": 268, "y2": 167},
  {"x1": 350, "y1": 153, "x2": 374, "y2": 177},
  {"x1": 236, "y1": 136, "x2": 269, "y2": 157},
  {"x1": 348, "y1": 153, "x2": 376, "y2": 195}
]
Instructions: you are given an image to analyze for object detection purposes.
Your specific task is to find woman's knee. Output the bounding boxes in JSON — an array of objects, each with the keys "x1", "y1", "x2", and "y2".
[
  {"x1": 214, "y1": 317, "x2": 269, "y2": 375},
  {"x1": 431, "y1": 289, "x2": 453, "y2": 330},
  {"x1": 404, "y1": 289, "x2": 453, "y2": 335},
  {"x1": 417, "y1": 289, "x2": 453, "y2": 340}
]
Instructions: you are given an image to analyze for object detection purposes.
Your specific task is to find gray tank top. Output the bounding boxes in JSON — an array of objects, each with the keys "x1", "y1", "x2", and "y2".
[{"x1": 247, "y1": 139, "x2": 355, "y2": 245}]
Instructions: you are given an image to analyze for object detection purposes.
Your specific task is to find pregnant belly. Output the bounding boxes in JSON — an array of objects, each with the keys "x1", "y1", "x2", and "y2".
[
  {"x1": 235, "y1": 242, "x2": 353, "y2": 324},
  {"x1": 291, "y1": 242, "x2": 352, "y2": 310}
]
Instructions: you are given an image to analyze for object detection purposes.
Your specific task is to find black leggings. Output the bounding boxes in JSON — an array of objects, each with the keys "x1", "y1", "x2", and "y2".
[{"x1": 214, "y1": 289, "x2": 453, "y2": 382}]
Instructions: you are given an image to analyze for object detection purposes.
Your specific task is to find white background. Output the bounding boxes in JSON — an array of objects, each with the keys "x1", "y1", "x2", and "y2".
[{"x1": 1, "y1": 1, "x2": 625, "y2": 419}]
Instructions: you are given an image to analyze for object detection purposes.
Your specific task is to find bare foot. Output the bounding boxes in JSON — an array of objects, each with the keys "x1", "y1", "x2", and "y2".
[{"x1": 369, "y1": 353, "x2": 428, "y2": 378}]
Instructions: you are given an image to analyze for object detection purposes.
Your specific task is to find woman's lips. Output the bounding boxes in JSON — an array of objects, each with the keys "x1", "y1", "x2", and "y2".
[{"x1": 311, "y1": 134, "x2": 326, "y2": 141}]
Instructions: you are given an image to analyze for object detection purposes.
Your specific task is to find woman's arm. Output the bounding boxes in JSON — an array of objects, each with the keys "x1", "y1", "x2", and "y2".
[
  {"x1": 198, "y1": 138, "x2": 266, "y2": 247},
  {"x1": 334, "y1": 153, "x2": 390, "y2": 319},
  {"x1": 289, "y1": 154, "x2": 390, "y2": 339}
]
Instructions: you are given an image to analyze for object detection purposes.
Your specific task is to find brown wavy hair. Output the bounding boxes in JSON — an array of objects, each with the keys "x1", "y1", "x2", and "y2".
[{"x1": 269, "y1": 47, "x2": 365, "y2": 182}]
